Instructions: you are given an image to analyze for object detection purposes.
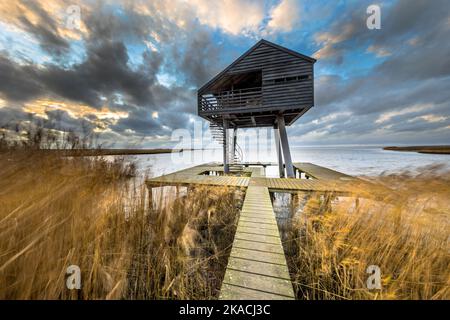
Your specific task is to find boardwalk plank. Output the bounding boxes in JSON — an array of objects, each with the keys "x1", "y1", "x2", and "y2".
[
  {"x1": 219, "y1": 284, "x2": 290, "y2": 300},
  {"x1": 222, "y1": 269, "x2": 294, "y2": 298},
  {"x1": 234, "y1": 233, "x2": 282, "y2": 245},
  {"x1": 230, "y1": 247, "x2": 287, "y2": 265},
  {"x1": 227, "y1": 257, "x2": 290, "y2": 279},
  {"x1": 233, "y1": 239, "x2": 285, "y2": 254}
]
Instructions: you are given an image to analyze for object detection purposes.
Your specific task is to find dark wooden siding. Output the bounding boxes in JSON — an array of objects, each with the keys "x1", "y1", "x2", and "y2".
[{"x1": 226, "y1": 43, "x2": 314, "y2": 110}]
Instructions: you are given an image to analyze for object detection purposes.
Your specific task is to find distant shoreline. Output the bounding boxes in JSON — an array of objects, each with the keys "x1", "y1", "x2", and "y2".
[
  {"x1": 383, "y1": 146, "x2": 450, "y2": 155},
  {"x1": 39, "y1": 148, "x2": 184, "y2": 156}
]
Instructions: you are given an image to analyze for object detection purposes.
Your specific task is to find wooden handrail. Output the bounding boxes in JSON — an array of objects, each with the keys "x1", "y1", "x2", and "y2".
[{"x1": 200, "y1": 87, "x2": 263, "y2": 112}]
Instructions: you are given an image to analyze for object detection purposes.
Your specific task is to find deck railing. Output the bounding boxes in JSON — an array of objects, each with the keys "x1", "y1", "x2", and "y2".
[{"x1": 200, "y1": 87, "x2": 262, "y2": 112}]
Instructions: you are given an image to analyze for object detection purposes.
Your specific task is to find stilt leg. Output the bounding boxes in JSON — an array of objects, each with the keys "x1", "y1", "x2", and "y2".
[
  {"x1": 232, "y1": 127, "x2": 237, "y2": 162},
  {"x1": 274, "y1": 125, "x2": 284, "y2": 178},
  {"x1": 223, "y1": 119, "x2": 230, "y2": 174},
  {"x1": 277, "y1": 115, "x2": 295, "y2": 178}
]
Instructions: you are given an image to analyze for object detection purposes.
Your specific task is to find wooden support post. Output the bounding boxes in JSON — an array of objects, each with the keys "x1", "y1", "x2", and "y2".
[
  {"x1": 231, "y1": 126, "x2": 237, "y2": 164},
  {"x1": 277, "y1": 115, "x2": 295, "y2": 178},
  {"x1": 223, "y1": 119, "x2": 230, "y2": 174},
  {"x1": 274, "y1": 125, "x2": 284, "y2": 178}
]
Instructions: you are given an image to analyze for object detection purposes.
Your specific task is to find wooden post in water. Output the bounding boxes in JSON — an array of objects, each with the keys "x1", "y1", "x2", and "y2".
[
  {"x1": 232, "y1": 126, "x2": 237, "y2": 160},
  {"x1": 223, "y1": 119, "x2": 230, "y2": 174},
  {"x1": 274, "y1": 124, "x2": 285, "y2": 178},
  {"x1": 277, "y1": 115, "x2": 295, "y2": 178}
]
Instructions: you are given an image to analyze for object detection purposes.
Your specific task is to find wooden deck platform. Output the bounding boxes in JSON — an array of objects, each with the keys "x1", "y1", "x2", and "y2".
[
  {"x1": 146, "y1": 162, "x2": 359, "y2": 300},
  {"x1": 293, "y1": 162, "x2": 355, "y2": 180},
  {"x1": 146, "y1": 164, "x2": 353, "y2": 194}
]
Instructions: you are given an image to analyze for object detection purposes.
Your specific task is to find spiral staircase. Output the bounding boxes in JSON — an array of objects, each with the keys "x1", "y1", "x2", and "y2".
[{"x1": 210, "y1": 123, "x2": 244, "y2": 173}]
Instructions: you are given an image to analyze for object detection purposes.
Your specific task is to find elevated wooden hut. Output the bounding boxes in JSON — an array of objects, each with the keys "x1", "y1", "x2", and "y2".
[{"x1": 198, "y1": 39, "x2": 316, "y2": 177}]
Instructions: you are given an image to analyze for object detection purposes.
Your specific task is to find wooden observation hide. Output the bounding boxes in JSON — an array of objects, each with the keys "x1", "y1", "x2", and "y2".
[{"x1": 198, "y1": 39, "x2": 316, "y2": 177}]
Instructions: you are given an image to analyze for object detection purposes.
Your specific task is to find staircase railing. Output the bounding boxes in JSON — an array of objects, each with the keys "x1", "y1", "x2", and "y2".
[{"x1": 209, "y1": 123, "x2": 244, "y2": 172}]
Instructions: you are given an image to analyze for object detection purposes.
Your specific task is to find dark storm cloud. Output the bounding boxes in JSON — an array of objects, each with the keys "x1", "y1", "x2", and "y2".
[
  {"x1": 44, "y1": 108, "x2": 96, "y2": 132},
  {"x1": 0, "y1": 106, "x2": 30, "y2": 125},
  {"x1": 0, "y1": 104, "x2": 93, "y2": 137},
  {"x1": 374, "y1": 0, "x2": 449, "y2": 45},
  {"x1": 41, "y1": 41, "x2": 162, "y2": 108},
  {"x1": 314, "y1": 75, "x2": 363, "y2": 108},
  {"x1": 172, "y1": 29, "x2": 223, "y2": 87},
  {"x1": 0, "y1": 41, "x2": 162, "y2": 108},
  {"x1": 371, "y1": 0, "x2": 450, "y2": 82},
  {"x1": 16, "y1": 0, "x2": 70, "y2": 56},
  {"x1": 0, "y1": 1, "x2": 221, "y2": 143},
  {"x1": 0, "y1": 55, "x2": 43, "y2": 101},
  {"x1": 315, "y1": 0, "x2": 450, "y2": 69},
  {"x1": 297, "y1": 0, "x2": 450, "y2": 144},
  {"x1": 1, "y1": 0, "x2": 448, "y2": 146}
]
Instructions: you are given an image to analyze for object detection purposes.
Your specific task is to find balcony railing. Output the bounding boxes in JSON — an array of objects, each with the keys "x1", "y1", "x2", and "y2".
[{"x1": 200, "y1": 87, "x2": 262, "y2": 113}]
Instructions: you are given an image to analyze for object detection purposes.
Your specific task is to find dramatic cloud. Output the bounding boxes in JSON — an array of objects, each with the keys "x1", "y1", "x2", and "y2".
[
  {"x1": 267, "y1": 0, "x2": 301, "y2": 33},
  {"x1": 188, "y1": 0, "x2": 265, "y2": 35},
  {"x1": 0, "y1": 0, "x2": 449, "y2": 147}
]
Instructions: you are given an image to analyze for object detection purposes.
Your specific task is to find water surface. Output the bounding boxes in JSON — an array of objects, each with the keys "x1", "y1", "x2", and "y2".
[{"x1": 130, "y1": 146, "x2": 450, "y2": 178}]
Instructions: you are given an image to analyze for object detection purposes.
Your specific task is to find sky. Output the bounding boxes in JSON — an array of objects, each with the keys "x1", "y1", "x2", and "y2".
[{"x1": 0, "y1": 0, "x2": 449, "y2": 148}]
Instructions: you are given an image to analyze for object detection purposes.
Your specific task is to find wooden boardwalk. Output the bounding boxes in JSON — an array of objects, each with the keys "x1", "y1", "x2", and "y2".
[
  {"x1": 219, "y1": 185, "x2": 294, "y2": 299},
  {"x1": 145, "y1": 162, "x2": 361, "y2": 300},
  {"x1": 146, "y1": 164, "x2": 353, "y2": 194},
  {"x1": 294, "y1": 162, "x2": 355, "y2": 180}
]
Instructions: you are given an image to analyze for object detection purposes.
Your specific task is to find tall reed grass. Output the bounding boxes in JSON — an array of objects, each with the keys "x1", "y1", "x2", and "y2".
[
  {"x1": 284, "y1": 167, "x2": 450, "y2": 300},
  {"x1": 1, "y1": 126, "x2": 448, "y2": 300},
  {"x1": 0, "y1": 148, "x2": 240, "y2": 299}
]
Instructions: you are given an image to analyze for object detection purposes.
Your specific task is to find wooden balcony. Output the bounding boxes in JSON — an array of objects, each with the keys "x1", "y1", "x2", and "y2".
[{"x1": 199, "y1": 87, "x2": 262, "y2": 114}]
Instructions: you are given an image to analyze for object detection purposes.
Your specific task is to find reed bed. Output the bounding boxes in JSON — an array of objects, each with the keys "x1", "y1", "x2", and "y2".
[
  {"x1": 1, "y1": 127, "x2": 448, "y2": 300},
  {"x1": 284, "y1": 166, "x2": 450, "y2": 300},
  {"x1": 0, "y1": 149, "x2": 240, "y2": 299}
]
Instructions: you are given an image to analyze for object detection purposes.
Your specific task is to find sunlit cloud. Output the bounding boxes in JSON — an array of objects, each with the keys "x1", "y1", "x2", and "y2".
[
  {"x1": 23, "y1": 99, "x2": 129, "y2": 121},
  {"x1": 0, "y1": 0, "x2": 89, "y2": 43},
  {"x1": 311, "y1": 112, "x2": 352, "y2": 125},
  {"x1": 188, "y1": 0, "x2": 265, "y2": 35},
  {"x1": 267, "y1": 0, "x2": 300, "y2": 33},
  {"x1": 1, "y1": 0, "x2": 449, "y2": 147},
  {"x1": 366, "y1": 45, "x2": 391, "y2": 58},
  {"x1": 410, "y1": 114, "x2": 448, "y2": 123},
  {"x1": 375, "y1": 104, "x2": 433, "y2": 124},
  {"x1": 313, "y1": 24, "x2": 356, "y2": 59}
]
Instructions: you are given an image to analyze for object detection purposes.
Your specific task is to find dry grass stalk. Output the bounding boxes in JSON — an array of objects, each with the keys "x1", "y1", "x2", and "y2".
[
  {"x1": 0, "y1": 149, "x2": 240, "y2": 299},
  {"x1": 285, "y1": 167, "x2": 450, "y2": 300}
]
